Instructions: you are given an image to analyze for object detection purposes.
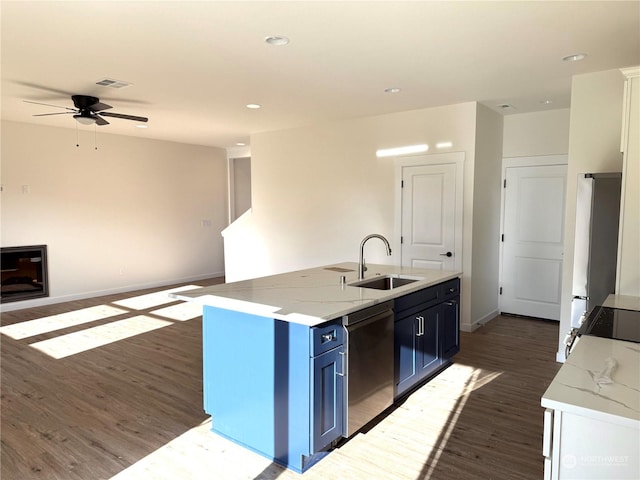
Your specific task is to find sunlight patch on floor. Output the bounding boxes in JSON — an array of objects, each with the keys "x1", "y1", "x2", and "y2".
[
  {"x1": 0, "y1": 304, "x2": 128, "y2": 339},
  {"x1": 29, "y1": 316, "x2": 172, "y2": 359},
  {"x1": 112, "y1": 285, "x2": 202, "y2": 310},
  {"x1": 151, "y1": 301, "x2": 203, "y2": 321},
  {"x1": 105, "y1": 364, "x2": 503, "y2": 480},
  {"x1": 109, "y1": 419, "x2": 278, "y2": 480}
]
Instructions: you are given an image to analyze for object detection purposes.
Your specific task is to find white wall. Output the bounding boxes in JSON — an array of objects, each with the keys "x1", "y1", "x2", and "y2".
[
  {"x1": 470, "y1": 104, "x2": 504, "y2": 325},
  {"x1": 503, "y1": 109, "x2": 570, "y2": 157},
  {"x1": 224, "y1": 101, "x2": 500, "y2": 329},
  {"x1": 1, "y1": 121, "x2": 228, "y2": 310},
  {"x1": 558, "y1": 69, "x2": 625, "y2": 360}
]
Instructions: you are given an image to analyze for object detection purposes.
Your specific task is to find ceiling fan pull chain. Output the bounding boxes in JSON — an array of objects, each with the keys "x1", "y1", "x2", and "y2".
[
  {"x1": 94, "y1": 124, "x2": 98, "y2": 150},
  {"x1": 76, "y1": 122, "x2": 79, "y2": 147}
]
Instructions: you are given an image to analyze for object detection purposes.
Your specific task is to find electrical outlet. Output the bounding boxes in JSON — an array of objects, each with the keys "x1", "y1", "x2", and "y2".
[{"x1": 201, "y1": 219, "x2": 212, "y2": 227}]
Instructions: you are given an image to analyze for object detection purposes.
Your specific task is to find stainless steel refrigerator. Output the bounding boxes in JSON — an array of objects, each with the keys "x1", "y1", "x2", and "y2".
[{"x1": 570, "y1": 172, "x2": 622, "y2": 328}]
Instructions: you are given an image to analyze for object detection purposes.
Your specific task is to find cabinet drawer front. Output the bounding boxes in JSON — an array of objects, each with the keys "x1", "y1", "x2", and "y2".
[
  {"x1": 311, "y1": 320, "x2": 344, "y2": 356},
  {"x1": 440, "y1": 278, "x2": 460, "y2": 300},
  {"x1": 394, "y1": 284, "x2": 441, "y2": 315}
]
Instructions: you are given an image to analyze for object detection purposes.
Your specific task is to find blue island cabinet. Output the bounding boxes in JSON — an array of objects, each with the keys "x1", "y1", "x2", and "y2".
[
  {"x1": 394, "y1": 278, "x2": 460, "y2": 398},
  {"x1": 202, "y1": 306, "x2": 344, "y2": 473}
]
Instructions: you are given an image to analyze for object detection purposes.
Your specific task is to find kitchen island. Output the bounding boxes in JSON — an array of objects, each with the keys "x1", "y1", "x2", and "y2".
[{"x1": 174, "y1": 262, "x2": 461, "y2": 472}]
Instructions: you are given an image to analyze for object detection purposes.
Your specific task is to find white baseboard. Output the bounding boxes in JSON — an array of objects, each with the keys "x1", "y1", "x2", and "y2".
[
  {"x1": 460, "y1": 309, "x2": 499, "y2": 332},
  {"x1": 0, "y1": 271, "x2": 225, "y2": 313}
]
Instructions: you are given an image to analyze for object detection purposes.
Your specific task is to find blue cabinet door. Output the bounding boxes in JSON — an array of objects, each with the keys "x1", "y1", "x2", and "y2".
[
  {"x1": 442, "y1": 296, "x2": 460, "y2": 359},
  {"x1": 395, "y1": 304, "x2": 443, "y2": 397},
  {"x1": 394, "y1": 313, "x2": 420, "y2": 397},
  {"x1": 419, "y1": 305, "x2": 441, "y2": 374},
  {"x1": 311, "y1": 346, "x2": 344, "y2": 452}
]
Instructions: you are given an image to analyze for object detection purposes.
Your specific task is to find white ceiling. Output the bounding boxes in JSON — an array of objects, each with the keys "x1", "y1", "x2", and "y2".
[{"x1": 2, "y1": 1, "x2": 639, "y2": 149}]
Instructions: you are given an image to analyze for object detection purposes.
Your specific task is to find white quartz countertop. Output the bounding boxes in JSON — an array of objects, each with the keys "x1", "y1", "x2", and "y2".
[
  {"x1": 172, "y1": 262, "x2": 461, "y2": 326},
  {"x1": 542, "y1": 335, "x2": 640, "y2": 428},
  {"x1": 603, "y1": 293, "x2": 640, "y2": 311}
]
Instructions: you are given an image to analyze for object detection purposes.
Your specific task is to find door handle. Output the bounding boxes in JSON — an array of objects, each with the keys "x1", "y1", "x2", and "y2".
[
  {"x1": 416, "y1": 316, "x2": 424, "y2": 336},
  {"x1": 336, "y1": 350, "x2": 346, "y2": 377},
  {"x1": 439, "y1": 251, "x2": 453, "y2": 257}
]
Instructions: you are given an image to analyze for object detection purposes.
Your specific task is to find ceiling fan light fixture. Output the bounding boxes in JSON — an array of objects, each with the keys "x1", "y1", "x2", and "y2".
[{"x1": 74, "y1": 114, "x2": 96, "y2": 125}]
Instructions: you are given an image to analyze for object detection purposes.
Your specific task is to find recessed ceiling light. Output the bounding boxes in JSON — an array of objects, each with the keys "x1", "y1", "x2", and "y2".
[
  {"x1": 497, "y1": 103, "x2": 514, "y2": 110},
  {"x1": 246, "y1": 104, "x2": 261, "y2": 109},
  {"x1": 540, "y1": 99, "x2": 553, "y2": 105},
  {"x1": 384, "y1": 87, "x2": 401, "y2": 94},
  {"x1": 265, "y1": 36, "x2": 289, "y2": 46},
  {"x1": 562, "y1": 53, "x2": 586, "y2": 62},
  {"x1": 135, "y1": 124, "x2": 148, "y2": 129},
  {"x1": 436, "y1": 141, "x2": 453, "y2": 149},
  {"x1": 236, "y1": 142, "x2": 246, "y2": 146}
]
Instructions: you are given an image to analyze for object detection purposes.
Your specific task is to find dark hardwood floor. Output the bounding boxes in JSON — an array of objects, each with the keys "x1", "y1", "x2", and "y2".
[{"x1": 1, "y1": 282, "x2": 561, "y2": 480}]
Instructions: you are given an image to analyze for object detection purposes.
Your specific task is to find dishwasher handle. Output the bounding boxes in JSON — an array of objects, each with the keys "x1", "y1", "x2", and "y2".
[
  {"x1": 342, "y1": 300, "x2": 393, "y2": 326},
  {"x1": 344, "y1": 309, "x2": 394, "y2": 333}
]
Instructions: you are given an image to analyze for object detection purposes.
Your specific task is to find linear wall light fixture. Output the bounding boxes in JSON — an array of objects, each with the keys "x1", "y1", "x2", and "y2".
[{"x1": 376, "y1": 144, "x2": 428, "y2": 158}]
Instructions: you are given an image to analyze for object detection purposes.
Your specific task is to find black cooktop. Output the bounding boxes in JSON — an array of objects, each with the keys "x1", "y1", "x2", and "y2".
[{"x1": 578, "y1": 306, "x2": 640, "y2": 343}]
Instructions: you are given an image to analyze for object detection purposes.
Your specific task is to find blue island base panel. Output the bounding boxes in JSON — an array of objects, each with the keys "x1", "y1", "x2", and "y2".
[
  {"x1": 210, "y1": 425, "x2": 330, "y2": 473},
  {"x1": 203, "y1": 306, "x2": 332, "y2": 473}
]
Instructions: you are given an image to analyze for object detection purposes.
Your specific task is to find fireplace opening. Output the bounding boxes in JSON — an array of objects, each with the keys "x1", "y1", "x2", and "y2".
[{"x1": 1, "y1": 245, "x2": 49, "y2": 303}]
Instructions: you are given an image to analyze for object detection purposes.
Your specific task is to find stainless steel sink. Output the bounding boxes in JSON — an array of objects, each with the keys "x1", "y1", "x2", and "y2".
[{"x1": 350, "y1": 275, "x2": 421, "y2": 290}]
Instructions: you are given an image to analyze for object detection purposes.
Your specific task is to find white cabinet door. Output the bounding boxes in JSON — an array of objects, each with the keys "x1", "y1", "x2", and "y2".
[{"x1": 501, "y1": 165, "x2": 566, "y2": 320}]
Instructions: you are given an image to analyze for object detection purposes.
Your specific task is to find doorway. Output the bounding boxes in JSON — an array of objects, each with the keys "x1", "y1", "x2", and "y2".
[
  {"x1": 396, "y1": 152, "x2": 464, "y2": 272},
  {"x1": 229, "y1": 156, "x2": 251, "y2": 223},
  {"x1": 499, "y1": 156, "x2": 567, "y2": 321}
]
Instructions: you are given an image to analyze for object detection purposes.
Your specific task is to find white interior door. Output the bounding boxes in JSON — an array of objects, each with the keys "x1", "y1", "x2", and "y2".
[
  {"x1": 401, "y1": 163, "x2": 458, "y2": 270},
  {"x1": 501, "y1": 164, "x2": 567, "y2": 320}
]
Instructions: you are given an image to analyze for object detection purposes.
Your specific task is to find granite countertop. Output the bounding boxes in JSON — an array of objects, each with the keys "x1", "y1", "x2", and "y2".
[
  {"x1": 541, "y1": 335, "x2": 640, "y2": 429},
  {"x1": 172, "y1": 262, "x2": 461, "y2": 326}
]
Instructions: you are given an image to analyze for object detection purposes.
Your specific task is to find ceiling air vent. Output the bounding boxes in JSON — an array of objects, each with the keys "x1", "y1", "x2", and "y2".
[{"x1": 95, "y1": 78, "x2": 131, "y2": 89}]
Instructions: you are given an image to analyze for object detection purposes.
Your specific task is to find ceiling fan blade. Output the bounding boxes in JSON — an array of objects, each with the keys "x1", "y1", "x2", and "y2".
[
  {"x1": 88, "y1": 102, "x2": 113, "y2": 112},
  {"x1": 33, "y1": 112, "x2": 75, "y2": 117},
  {"x1": 24, "y1": 100, "x2": 76, "y2": 112},
  {"x1": 14, "y1": 81, "x2": 74, "y2": 97},
  {"x1": 99, "y1": 111, "x2": 148, "y2": 123},
  {"x1": 95, "y1": 116, "x2": 110, "y2": 126}
]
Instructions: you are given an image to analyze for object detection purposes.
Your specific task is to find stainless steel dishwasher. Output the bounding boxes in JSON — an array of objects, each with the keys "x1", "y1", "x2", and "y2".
[{"x1": 342, "y1": 301, "x2": 394, "y2": 436}]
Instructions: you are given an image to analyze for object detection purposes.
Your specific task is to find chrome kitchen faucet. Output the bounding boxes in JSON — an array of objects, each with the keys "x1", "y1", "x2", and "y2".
[{"x1": 358, "y1": 234, "x2": 392, "y2": 280}]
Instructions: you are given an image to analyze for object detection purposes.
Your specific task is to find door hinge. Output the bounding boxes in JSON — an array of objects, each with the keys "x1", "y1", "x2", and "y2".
[
  {"x1": 501, "y1": 234, "x2": 504, "y2": 242},
  {"x1": 503, "y1": 179, "x2": 507, "y2": 188},
  {"x1": 400, "y1": 236, "x2": 404, "y2": 244},
  {"x1": 401, "y1": 180, "x2": 404, "y2": 188},
  {"x1": 499, "y1": 286, "x2": 503, "y2": 295}
]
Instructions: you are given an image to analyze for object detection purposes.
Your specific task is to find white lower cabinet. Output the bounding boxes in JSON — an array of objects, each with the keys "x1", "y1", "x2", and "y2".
[
  {"x1": 541, "y1": 334, "x2": 640, "y2": 480},
  {"x1": 543, "y1": 408, "x2": 639, "y2": 479}
]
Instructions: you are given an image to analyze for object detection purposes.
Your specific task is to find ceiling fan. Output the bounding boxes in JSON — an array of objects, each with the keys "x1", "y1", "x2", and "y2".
[{"x1": 25, "y1": 94, "x2": 148, "y2": 126}]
